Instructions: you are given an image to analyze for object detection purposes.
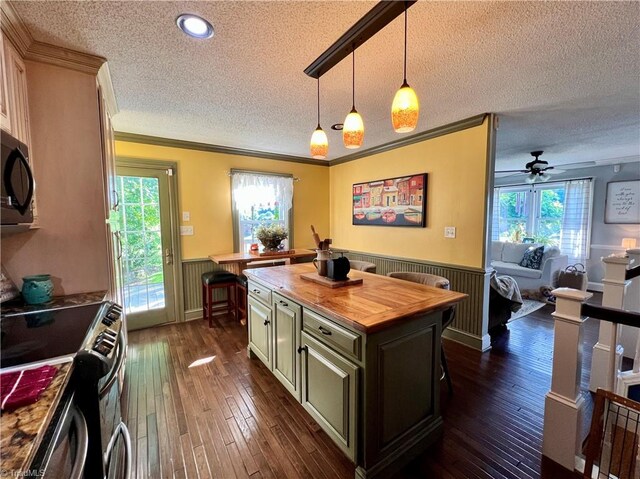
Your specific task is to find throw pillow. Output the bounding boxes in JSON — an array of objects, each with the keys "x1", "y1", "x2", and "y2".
[{"x1": 519, "y1": 245, "x2": 544, "y2": 270}]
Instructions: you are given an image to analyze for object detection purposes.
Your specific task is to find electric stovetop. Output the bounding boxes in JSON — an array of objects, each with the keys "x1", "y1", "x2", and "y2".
[{"x1": 0, "y1": 302, "x2": 102, "y2": 369}]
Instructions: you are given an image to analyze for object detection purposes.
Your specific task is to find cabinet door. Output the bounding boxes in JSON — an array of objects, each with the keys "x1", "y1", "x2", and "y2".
[
  {"x1": 301, "y1": 332, "x2": 358, "y2": 461},
  {"x1": 0, "y1": 35, "x2": 11, "y2": 133},
  {"x1": 4, "y1": 40, "x2": 30, "y2": 145},
  {"x1": 272, "y1": 295, "x2": 301, "y2": 400},
  {"x1": 248, "y1": 296, "x2": 272, "y2": 369}
]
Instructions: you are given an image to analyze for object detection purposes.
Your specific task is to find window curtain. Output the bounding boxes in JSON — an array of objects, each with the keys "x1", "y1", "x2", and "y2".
[
  {"x1": 491, "y1": 187, "x2": 501, "y2": 241},
  {"x1": 560, "y1": 179, "x2": 593, "y2": 262},
  {"x1": 232, "y1": 172, "x2": 294, "y2": 250}
]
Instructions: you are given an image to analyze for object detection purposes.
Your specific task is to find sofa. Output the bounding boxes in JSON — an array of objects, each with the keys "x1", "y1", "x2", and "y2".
[{"x1": 491, "y1": 241, "x2": 568, "y2": 291}]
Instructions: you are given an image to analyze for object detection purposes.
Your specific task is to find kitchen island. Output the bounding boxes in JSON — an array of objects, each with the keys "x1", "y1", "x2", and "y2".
[{"x1": 244, "y1": 263, "x2": 467, "y2": 479}]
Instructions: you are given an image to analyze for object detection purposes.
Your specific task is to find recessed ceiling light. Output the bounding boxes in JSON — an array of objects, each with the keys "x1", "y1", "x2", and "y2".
[{"x1": 177, "y1": 14, "x2": 214, "y2": 39}]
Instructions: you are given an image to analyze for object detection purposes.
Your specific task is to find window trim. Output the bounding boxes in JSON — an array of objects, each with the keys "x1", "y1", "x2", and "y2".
[
  {"x1": 230, "y1": 169, "x2": 294, "y2": 253},
  {"x1": 492, "y1": 177, "x2": 594, "y2": 257}
]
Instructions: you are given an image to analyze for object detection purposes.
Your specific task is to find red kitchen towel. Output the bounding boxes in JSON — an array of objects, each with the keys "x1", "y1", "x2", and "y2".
[{"x1": 0, "y1": 365, "x2": 58, "y2": 411}]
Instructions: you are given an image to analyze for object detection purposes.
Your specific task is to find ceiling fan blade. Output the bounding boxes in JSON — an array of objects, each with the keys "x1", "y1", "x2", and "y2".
[
  {"x1": 545, "y1": 169, "x2": 565, "y2": 175},
  {"x1": 495, "y1": 169, "x2": 528, "y2": 173},
  {"x1": 495, "y1": 171, "x2": 523, "y2": 178}
]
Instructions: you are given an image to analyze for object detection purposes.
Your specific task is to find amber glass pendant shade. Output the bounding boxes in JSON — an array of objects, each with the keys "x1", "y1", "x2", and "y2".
[
  {"x1": 343, "y1": 108, "x2": 364, "y2": 149},
  {"x1": 310, "y1": 125, "x2": 329, "y2": 159},
  {"x1": 392, "y1": 81, "x2": 419, "y2": 133}
]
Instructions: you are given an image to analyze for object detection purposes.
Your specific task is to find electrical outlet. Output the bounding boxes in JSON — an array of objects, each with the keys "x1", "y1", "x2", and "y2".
[
  {"x1": 180, "y1": 226, "x2": 194, "y2": 236},
  {"x1": 182, "y1": 211, "x2": 190, "y2": 221},
  {"x1": 444, "y1": 226, "x2": 456, "y2": 238}
]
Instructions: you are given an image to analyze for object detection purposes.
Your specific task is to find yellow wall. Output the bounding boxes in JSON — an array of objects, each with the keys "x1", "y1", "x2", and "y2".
[
  {"x1": 114, "y1": 141, "x2": 330, "y2": 260},
  {"x1": 330, "y1": 119, "x2": 490, "y2": 269}
]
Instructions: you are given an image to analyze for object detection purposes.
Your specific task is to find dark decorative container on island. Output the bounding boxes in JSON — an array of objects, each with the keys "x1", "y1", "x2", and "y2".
[{"x1": 21, "y1": 274, "x2": 53, "y2": 305}]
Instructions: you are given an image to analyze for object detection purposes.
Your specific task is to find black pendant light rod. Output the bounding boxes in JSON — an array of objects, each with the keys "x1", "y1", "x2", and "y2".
[
  {"x1": 304, "y1": 0, "x2": 417, "y2": 79},
  {"x1": 316, "y1": 77, "x2": 321, "y2": 127},
  {"x1": 352, "y1": 49, "x2": 355, "y2": 109},
  {"x1": 403, "y1": 4, "x2": 408, "y2": 83}
]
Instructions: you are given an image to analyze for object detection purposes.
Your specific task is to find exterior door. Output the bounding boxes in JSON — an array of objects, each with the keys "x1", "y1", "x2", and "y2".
[{"x1": 115, "y1": 165, "x2": 176, "y2": 330}]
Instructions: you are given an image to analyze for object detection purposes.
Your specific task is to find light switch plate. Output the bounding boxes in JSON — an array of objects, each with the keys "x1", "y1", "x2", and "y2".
[
  {"x1": 182, "y1": 211, "x2": 190, "y2": 221},
  {"x1": 180, "y1": 226, "x2": 194, "y2": 236},
  {"x1": 444, "y1": 226, "x2": 456, "y2": 238}
]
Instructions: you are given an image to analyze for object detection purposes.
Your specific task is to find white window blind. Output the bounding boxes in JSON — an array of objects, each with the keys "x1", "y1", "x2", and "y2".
[{"x1": 560, "y1": 179, "x2": 593, "y2": 261}]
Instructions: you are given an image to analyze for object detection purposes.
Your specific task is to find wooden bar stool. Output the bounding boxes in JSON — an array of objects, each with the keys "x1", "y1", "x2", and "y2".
[
  {"x1": 236, "y1": 274, "x2": 248, "y2": 325},
  {"x1": 202, "y1": 271, "x2": 238, "y2": 327}
]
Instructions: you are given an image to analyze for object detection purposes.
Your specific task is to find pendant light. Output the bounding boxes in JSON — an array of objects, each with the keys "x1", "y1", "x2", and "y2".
[
  {"x1": 343, "y1": 49, "x2": 364, "y2": 149},
  {"x1": 310, "y1": 78, "x2": 329, "y2": 159},
  {"x1": 391, "y1": 5, "x2": 419, "y2": 133}
]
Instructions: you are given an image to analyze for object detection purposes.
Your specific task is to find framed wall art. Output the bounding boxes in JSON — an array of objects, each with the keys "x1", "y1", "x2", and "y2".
[
  {"x1": 352, "y1": 173, "x2": 427, "y2": 227},
  {"x1": 605, "y1": 179, "x2": 640, "y2": 224}
]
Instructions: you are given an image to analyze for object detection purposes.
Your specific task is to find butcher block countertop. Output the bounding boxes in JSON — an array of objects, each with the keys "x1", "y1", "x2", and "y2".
[
  {"x1": 244, "y1": 263, "x2": 468, "y2": 334},
  {"x1": 0, "y1": 361, "x2": 73, "y2": 475}
]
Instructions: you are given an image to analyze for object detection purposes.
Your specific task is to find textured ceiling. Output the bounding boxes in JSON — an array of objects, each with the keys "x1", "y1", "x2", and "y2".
[{"x1": 10, "y1": 1, "x2": 640, "y2": 169}]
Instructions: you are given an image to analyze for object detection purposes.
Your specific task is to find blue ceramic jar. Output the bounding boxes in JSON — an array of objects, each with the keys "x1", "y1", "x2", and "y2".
[{"x1": 22, "y1": 274, "x2": 53, "y2": 305}]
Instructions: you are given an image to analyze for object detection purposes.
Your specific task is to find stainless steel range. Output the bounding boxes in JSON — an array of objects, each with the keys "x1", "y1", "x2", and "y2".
[{"x1": 0, "y1": 301, "x2": 130, "y2": 478}]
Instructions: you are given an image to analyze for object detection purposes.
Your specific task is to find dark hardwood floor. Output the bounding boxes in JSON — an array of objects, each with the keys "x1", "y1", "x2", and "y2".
[{"x1": 123, "y1": 301, "x2": 600, "y2": 478}]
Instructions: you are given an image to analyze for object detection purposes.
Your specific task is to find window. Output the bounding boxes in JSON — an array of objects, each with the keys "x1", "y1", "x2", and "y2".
[
  {"x1": 231, "y1": 171, "x2": 294, "y2": 253},
  {"x1": 492, "y1": 179, "x2": 593, "y2": 261}
]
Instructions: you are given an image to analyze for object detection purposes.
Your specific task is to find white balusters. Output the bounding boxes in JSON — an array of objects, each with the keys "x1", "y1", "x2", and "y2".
[{"x1": 542, "y1": 288, "x2": 592, "y2": 470}]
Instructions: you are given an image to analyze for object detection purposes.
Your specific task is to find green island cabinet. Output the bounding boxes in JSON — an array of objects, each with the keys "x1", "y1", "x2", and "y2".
[{"x1": 245, "y1": 265, "x2": 467, "y2": 479}]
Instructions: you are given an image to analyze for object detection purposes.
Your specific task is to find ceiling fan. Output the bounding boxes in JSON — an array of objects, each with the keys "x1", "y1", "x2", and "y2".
[{"x1": 496, "y1": 151, "x2": 567, "y2": 183}]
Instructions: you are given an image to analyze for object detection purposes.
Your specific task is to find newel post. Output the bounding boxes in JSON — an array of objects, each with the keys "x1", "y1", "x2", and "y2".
[
  {"x1": 542, "y1": 287, "x2": 592, "y2": 471},
  {"x1": 589, "y1": 255, "x2": 630, "y2": 392}
]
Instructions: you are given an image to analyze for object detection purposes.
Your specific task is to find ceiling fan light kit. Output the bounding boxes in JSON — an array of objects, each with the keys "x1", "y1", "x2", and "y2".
[{"x1": 304, "y1": 1, "x2": 418, "y2": 158}]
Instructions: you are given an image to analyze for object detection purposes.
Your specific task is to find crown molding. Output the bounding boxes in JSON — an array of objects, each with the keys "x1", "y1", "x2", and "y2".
[
  {"x1": 25, "y1": 41, "x2": 106, "y2": 74},
  {"x1": 328, "y1": 114, "x2": 488, "y2": 166},
  {"x1": 1, "y1": 1, "x2": 33, "y2": 56},
  {"x1": 1, "y1": 1, "x2": 106, "y2": 75},
  {"x1": 115, "y1": 114, "x2": 490, "y2": 168},
  {"x1": 113, "y1": 132, "x2": 330, "y2": 167}
]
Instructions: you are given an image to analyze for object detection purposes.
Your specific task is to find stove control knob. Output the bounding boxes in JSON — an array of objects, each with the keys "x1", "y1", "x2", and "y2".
[{"x1": 93, "y1": 343, "x2": 111, "y2": 356}]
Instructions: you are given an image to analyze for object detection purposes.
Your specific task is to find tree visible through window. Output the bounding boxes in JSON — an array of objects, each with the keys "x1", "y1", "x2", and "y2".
[{"x1": 231, "y1": 171, "x2": 294, "y2": 253}]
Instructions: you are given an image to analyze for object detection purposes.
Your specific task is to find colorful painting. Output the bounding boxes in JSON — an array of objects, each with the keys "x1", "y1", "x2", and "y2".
[{"x1": 352, "y1": 174, "x2": 427, "y2": 227}]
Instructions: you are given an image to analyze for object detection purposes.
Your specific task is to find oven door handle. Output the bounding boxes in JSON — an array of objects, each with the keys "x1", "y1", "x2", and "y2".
[
  {"x1": 98, "y1": 330, "x2": 126, "y2": 399},
  {"x1": 70, "y1": 407, "x2": 89, "y2": 479},
  {"x1": 103, "y1": 420, "x2": 132, "y2": 479}
]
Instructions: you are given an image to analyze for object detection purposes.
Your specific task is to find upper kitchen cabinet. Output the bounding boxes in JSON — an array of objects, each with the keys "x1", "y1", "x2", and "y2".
[
  {"x1": 0, "y1": 35, "x2": 11, "y2": 133},
  {"x1": 2, "y1": 37, "x2": 31, "y2": 146}
]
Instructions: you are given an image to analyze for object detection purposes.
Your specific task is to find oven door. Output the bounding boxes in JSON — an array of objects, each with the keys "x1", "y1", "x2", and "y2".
[
  {"x1": 41, "y1": 397, "x2": 89, "y2": 479},
  {"x1": 97, "y1": 328, "x2": 131, "y2": 479}
]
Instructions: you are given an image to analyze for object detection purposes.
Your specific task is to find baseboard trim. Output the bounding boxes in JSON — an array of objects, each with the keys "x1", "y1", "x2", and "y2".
[
  {"x1": 185, "y1": 309, "x2": 203, "y2": 322},
  {"x1": 443, "y1": 328, "x2": 491, "y2": 352}
]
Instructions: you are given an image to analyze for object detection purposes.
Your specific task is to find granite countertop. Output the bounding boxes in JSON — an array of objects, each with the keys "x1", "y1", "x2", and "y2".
[
  {"x1": 0, "y1": 361, "x2": 73, "y2": 475},
  {"x1": 0, "y1": 290, "x2": 107, "y2": 316},
  {"x1": 245, "y1": 263, "x2": 468, "y2": 334}
]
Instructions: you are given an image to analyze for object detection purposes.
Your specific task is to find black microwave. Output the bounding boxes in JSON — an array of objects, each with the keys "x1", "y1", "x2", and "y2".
[{"x1": 1, "y1": 131, "x2": 34, "y2": 225}]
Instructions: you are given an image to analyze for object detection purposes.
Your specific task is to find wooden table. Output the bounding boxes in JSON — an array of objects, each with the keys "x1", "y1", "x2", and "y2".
[{"x1": 209, "y1": 249, "x2": 316, "y2": 275}]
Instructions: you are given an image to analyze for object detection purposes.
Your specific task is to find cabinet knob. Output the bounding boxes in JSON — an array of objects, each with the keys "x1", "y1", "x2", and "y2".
[
  {"x1": 263, "y1": 319, "x2": 270, "y2": 326},
  {"x1": 297, "y1": 346, "x2": 308, "y2": 354}
]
